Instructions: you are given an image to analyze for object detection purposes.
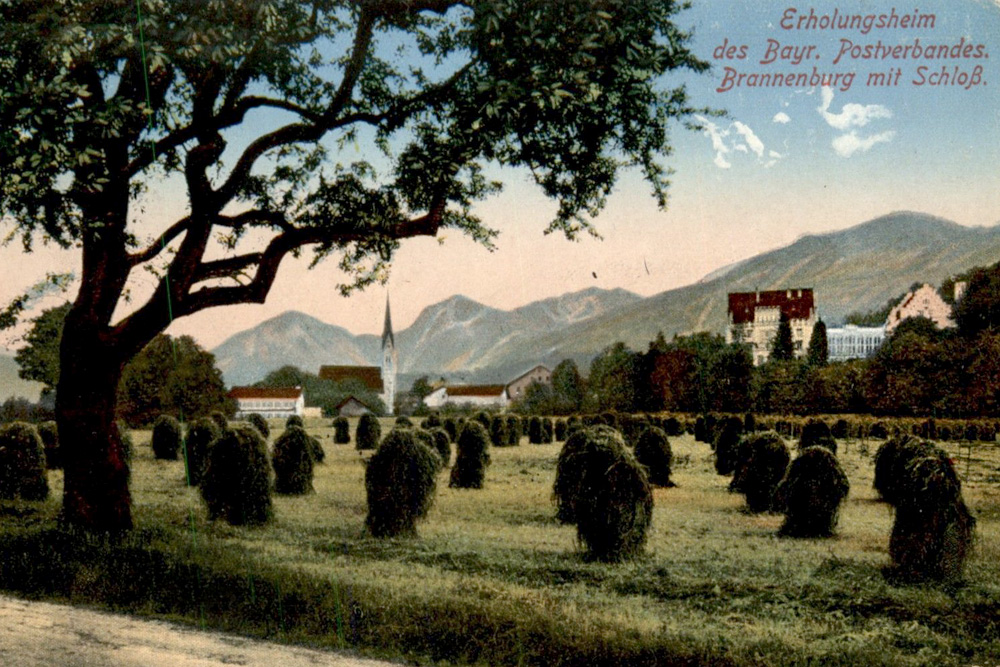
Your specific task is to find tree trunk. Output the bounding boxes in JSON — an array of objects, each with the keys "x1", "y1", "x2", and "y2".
[{"x1": 56, "y1": 319, "x2": 132, "y2": 533}]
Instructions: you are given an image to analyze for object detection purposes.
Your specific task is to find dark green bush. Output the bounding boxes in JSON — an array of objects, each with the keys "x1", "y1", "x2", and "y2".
[
  {"x1": 200, "y1": 423, "x2": 272, "y2": 526},
  {"x1": 0, "y1": 422, "x2": 48, "y2": 500},
  {"x1": 285, "y1": 414, "x2": 304, "y2": 430},
  {"x1": 183, "y1": 417, "x2": 220, "y2": 486},
  {"x1": 333, "y1": 417, "x2": 351, "y2": 444},
  {"x1": 798, "y1": 418, "x2": 837, "y2": 454},
  {"x1": 271, "y1": 426, "x2": 315, "y2": 495},
  {"x1": 872, "y1": 435, "x2": 937, "y2": 505},
  {"x1": 775, "y1": 447, "x2": 849, "y2": 537},
  {"x1": 633, "y1": 426, "x2": 674, "y2": 488},
  {"x1": 553, "y1": 426, "x2": 652, "y2": 561},
  {"x1": 247, "y1": 413, "x2": 270, "y2": 440},
  {"x1": 449, "y1": 420, "x2": 491, "y2": 489},
  {"x1": 365, "y1": 429, "x2": 439, "y2": 537},
  {"x1": 888, "y1": 452, "x2": 975, "y2": 583},
  {"x1": 151, "y1": 414, "x2": 183, "y2": 461},
  {"x1": 37, "y1": 420, "x2": 60, "y2": 470},
  {"x1": 731, "y1": 431, "x2": 790, "y2": 513},
  {"x1": 356, "y1": 413, "x2": 381, "y2": 451}
]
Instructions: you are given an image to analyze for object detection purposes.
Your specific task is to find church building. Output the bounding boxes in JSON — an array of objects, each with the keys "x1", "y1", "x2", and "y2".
[{"x1": 319, "y1": 296, "x2": 398, "y2": 414}]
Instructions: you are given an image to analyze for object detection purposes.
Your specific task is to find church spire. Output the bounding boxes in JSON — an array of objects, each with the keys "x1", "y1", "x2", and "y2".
[{"x1": 381, "y1": 294, "x2": 395, "y2": 349}]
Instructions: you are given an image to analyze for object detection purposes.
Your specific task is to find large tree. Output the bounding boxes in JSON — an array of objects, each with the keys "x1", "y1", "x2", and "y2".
[{"x1": 1, "y1": 1, "x2": 707, "y2": 532}]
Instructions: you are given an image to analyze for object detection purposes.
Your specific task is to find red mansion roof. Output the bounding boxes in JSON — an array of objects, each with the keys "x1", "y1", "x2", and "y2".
[
  {"x1": 728, "y1": 289, "x2": 814, "y2": 325},
  {"x1": 228, "y1": 386, "x2": 303, "y2": 400},
  {"x1": 447, "y1": 384, "x2": 506, "y2": 397},
  {"x1": 318, "y1": 365, "x2": 384, "y2": 392}
]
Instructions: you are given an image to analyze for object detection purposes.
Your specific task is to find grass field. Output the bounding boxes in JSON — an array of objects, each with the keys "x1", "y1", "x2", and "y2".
[{"x1": 1, "y1": 418, "x2": 998, "y2": 666}]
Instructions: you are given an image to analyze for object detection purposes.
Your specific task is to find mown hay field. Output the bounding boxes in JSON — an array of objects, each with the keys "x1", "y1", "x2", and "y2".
[{"x1": 1, "y1": 417, "x2": 999, "y2": 666}]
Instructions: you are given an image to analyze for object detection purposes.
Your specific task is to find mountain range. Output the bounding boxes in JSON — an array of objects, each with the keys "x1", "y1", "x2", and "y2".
[{"x1": 212, "y1": 211, "x2": 1000, "y2": 387}]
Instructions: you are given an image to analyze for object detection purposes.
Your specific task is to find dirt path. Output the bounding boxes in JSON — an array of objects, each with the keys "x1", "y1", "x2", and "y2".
[{"x1": 0, "y1": 594, "x2": 400, "y2": 667}]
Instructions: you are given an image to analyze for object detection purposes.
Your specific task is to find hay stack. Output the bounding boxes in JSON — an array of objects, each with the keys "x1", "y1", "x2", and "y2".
[
  {"x1": 775, "y1": 446, "x2": 849, "y2": 537},
  {"x1": 633, "y1": 426, "x2": 675, "y2": 488},
  {"x1": 365, "y1": 428, "x2": 439, "y2": 537},
  {"x1": 731, "y1": 431, "x2": 790, "y2": 513}
]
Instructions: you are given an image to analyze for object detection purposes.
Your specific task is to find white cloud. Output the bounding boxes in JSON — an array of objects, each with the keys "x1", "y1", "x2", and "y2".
[
  {"x1": 696, "y1": 115, "x2": 780, "y2": 169},
  {"x1": 772, "y1": 112, "x2": 791, "y2": 124},
  {"x1": 733, "y1": 121, "x2": 765, "y2": 158},
  {"x1": 831, "y1": 130, "x2": 896, "y2": 158},
  {"x1": 817, "y1": 87, "x2": 892, "y2": 130}
]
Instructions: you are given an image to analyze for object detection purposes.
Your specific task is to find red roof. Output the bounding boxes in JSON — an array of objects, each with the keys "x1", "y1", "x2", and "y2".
[
  {"x1": 728, "y1": 289, "x2": 814, "y2": 325},
  {"x1": 318, "y1": 365, "x2": 384, "y2": 392},
  {"x1": 228, "y1": 386, "x2": 302, "y2": 400},
  {"x1": 447, "y1": 384, "x2": 506, "y2": 397}
]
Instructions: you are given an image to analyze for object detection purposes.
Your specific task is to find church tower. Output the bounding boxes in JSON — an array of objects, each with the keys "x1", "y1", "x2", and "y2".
[{"x1": 381, "y1": 295, "x2": 398, "y2": 415}]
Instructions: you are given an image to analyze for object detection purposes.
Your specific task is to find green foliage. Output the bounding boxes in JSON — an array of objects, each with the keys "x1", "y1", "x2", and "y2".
[
  {"x1": 0, "y1": 422, "x2": 48, "y2": 500},
  {"x1": 633, "y1": 426, "x2": 674, "y2": 488},
  {"x1": 553, "y1": 426, "x2": 652, "y2": 562},
  {"x1": 356, "y1": 414, "x2": 381, "y2": 451},
  {"x1": 151, "y1": 414, "x2": 183, "y2": 461},
  {"x1": 770, "y1": 312, "x2": 794, "y2": 362},
  {"x1": 888, "y1": 453, "x2": 975, "y2": 583},
  {"x1": 182, "y1": 418, "x2": 220, "y2": 487},
  {"x1": 429, "y1": 427, "x2": 452, "y2": 468},
  {"x1": 807, "y1": 320, "x2": 828, "y2": 366},
  {"x1": 200, "y1": 424, "x2": 272, "y2": 526},
  {"x1": 585, "y1": 343, "x2": 638, "y2": 413},
  {"x1": 286, "y1": 414, "x2": 304, "y2": 430},
  {"x1": 730, "y1": 431, "x2": 790, "y2": 513},
  {"x1": 14, "y1": 303, "x2": 69, "y2": 395},
  {"x1": 209, "y1": 411, "x2": 229, "y2": 431},
  {"x1": 246, "y1": 413, "x2": 271, "y2": 440},
  {"x1": 449, "y1": 420, "x2": 491, "y2": 490},
  {"x1": 872, "y1": 435, "x2": 937, "y2": 505},
  {"x1": 332, "y1": 417, "x2": 351, "y2": 444},
  {"x1": 775, "y1": 447, "x2": 849, "y2": 538},
  {"x1": 953, "y1": 260, "x2": 1000, "y2": 337},
  {"x1": 272, "y1": 426, "x2": 315, "y2": 495},
  {"x1": 118, "y1": 335, "x2": 232, "y2": 427},
  {"x1": 365, "y1": 429, "x2": 439, "y2": 538},
  {"x1": 37, "y1": 420, "x2": 60, "y2": 470},
  {"x1": 551, "y1": 359, "x2": 585, "y2": 414}
]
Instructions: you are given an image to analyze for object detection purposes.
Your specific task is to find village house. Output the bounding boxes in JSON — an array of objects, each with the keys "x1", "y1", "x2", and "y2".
[
  {"x1": 726, "y1": 288, "x2": 818, "y2": 365},
  {"x1": 333, "y1": 395, "x2": 375, "y2": 417},
  {"x1": 228, "y1": 386, "x2": 305, "y2": 420},
  {"x1": 424, "y1": 384, "x2": 509, "y2": 410},
  {"x1": 505, "y1": 365, "x2": 552, "y2": 402},
  {"x1": 885, "y1": 283, "x2": 960, "y2": 334}
]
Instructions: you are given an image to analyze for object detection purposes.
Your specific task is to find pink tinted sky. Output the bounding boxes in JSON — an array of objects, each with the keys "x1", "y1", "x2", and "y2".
[{"x1": 2, "y1": 0, "x2": 999, "y2": 351}]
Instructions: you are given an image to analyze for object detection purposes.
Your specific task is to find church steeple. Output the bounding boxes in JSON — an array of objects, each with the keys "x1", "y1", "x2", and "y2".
[
  {"x1": 381, "y1": 294, "x2": 395, "y2": 349},
  {"x1": 381, "y1": 294, "x2": 397, "y2": 414}
]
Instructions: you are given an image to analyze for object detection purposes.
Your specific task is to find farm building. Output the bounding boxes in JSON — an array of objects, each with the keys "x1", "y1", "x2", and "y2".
[
  {"x1": 228, "y1": 386, "x2": 305, "y2": 420},
  {"x1": 505, "y1": 365, "x2": 552, "y2": 402},
  {"x1": 334, "y1": 396, "x2": 375, "y2": 417},
  {"x1": 425, "y1": 384, "x2": 509, "y2": 410},
  {"x1": 726, "y1": 289, "x2": 817, "y2": 365}
]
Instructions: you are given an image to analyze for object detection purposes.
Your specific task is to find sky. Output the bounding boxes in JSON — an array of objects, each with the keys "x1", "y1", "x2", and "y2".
[{"x1": 2, "y1": 0, "x2": 999, "y2": 352}]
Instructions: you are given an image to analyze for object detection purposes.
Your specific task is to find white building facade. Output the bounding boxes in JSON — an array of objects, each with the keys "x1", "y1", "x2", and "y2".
[
  {"x1": 826, "y1": 324, "x2": 886, "y2": 361},
  {"x1": 228, "y1": 386, "x2": 305, "y2": 419},
  {"x1": 726, "y1": 289, "x2": 818, "y2": 366}
]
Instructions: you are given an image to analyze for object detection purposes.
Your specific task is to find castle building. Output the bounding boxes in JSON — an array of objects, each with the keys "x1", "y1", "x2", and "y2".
[{"x1": 726, "y1": 288, "x2": 817, "y2": 365}]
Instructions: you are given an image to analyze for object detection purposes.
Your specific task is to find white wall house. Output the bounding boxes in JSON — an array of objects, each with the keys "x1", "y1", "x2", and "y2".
[
  {"x1": 424, "y1": 385, "x2": 508, "y2": 410},
  {"x1": 228, "y1": 386, "x2": 305, "y2": 419}
]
